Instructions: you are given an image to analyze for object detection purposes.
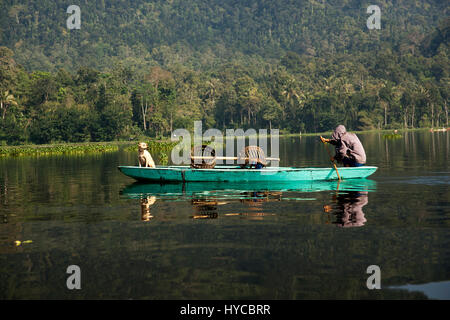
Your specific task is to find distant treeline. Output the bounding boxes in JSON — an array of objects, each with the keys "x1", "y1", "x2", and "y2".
[{"x1": 0, "y1": 0, "x2": 448, "y2": 145}]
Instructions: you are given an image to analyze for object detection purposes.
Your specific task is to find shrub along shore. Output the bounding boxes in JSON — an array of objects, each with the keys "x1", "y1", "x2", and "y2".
[
  {"x1": 0, "y1": 139, "x2": 182, "y2": 157},
  {"x1": 0, "y1": 142, "x2": 123, "y2": 157}
]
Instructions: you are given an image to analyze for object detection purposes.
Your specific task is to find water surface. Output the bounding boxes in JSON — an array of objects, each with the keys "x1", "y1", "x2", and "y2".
[{"x1": 0, "y1": 130, "x2": 449, "y2": 299}]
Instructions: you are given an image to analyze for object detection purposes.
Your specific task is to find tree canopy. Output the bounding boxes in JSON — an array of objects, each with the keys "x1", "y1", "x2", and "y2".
[{"x1": 0, "y1": 0, "x2": 448, "y2": 144}]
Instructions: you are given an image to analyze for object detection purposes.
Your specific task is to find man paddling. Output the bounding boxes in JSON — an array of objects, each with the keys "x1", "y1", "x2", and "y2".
[{"x1": 320, "y1": 125, "x2": 366, "y2": 167}]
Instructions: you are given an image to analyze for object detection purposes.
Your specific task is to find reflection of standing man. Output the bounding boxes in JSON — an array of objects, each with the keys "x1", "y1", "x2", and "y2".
[{"x1": 323, "y1": 191, "x2": 368, "y2": 227}]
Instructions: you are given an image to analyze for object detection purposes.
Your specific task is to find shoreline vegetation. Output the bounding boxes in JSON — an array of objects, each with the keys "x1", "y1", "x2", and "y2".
[
  {"x1": 0, "y1": 142, "x2": 123, "y2": 157},
  {"x1": 0, "y1": 127, "x2": 446, "y2": 157},
  {"x1": 0, "y1": 140, "x2": 179, "y2": 157}
]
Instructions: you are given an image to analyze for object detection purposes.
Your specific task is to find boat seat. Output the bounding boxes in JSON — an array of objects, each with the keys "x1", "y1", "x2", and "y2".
[
  {"x1": 239, "y1": 146, "x2": 267, "y2": 168},
  {"x1": 191, "y1": 144, "x2": 216, "y2": 169}
]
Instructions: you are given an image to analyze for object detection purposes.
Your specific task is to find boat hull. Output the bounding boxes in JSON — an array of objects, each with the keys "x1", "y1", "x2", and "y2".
[{"x1": 118, "y1": 165, "x2": 378, "y2": 182}]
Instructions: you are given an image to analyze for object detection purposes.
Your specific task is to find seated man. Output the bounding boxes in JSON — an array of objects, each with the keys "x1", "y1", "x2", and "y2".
[{"x1": 321, "y1": 125, "x2": 366, "y2": 167}]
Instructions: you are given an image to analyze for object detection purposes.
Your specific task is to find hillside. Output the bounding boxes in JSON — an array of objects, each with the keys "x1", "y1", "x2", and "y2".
[
  {"x1": 1, "y1": 0, "x2": 448, "y2": 70},
  {"x1": 0, "y1": 0, "x2": 448, "y2": 144}
]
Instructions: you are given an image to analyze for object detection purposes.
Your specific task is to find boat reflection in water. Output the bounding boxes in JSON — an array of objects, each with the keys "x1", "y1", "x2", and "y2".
[
  {"x1": 235, "y1": 191, "x2": 281, "y2": 220},
  {"x1": 189, "y1": 191, "x2": 283, "y2": 220},
  {"x1": 323, "y1": 191, "x2": 368, "y2": 227},
  {"x1": 191, "y1": 199, "x2": 221, "y2": 219},
  {"x1": 121, "y1": 179, "x2": 376, "y2": 223}
]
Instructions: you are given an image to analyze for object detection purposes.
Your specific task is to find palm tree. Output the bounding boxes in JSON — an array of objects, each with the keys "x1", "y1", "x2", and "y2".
[
  {"x1": 1, "y1": 91, "x2": 18, "y2": 121},
  {"x1": 281, "y1": 78, "x2": 305, "y2": 119}
]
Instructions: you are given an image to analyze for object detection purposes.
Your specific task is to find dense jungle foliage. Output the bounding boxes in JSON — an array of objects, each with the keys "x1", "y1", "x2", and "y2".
[{"x1": 0, "y1": 0, "x2": 448, "y2": 144}]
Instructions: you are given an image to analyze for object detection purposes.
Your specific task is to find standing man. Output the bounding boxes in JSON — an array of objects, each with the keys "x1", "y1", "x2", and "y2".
[{"x1": 320, "y1": 125, "x2": 366, "y2": 167}]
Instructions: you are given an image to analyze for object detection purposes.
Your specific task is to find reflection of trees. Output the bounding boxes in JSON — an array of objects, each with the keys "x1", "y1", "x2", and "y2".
[
  {"x1": 323, "y1": 191, "x2": 368, "y2": 228},
  {"x1": 0, "y1": 173, "x2": 25, "y2": 254},
  {"x1": 1, "y1": 190, "x2": 448, "y2": 299}
]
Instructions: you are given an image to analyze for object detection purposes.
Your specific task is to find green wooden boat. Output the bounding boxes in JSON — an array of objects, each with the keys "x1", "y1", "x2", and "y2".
[{"x1": 118, "y1": 165, "x2": 377, "y2": 183}]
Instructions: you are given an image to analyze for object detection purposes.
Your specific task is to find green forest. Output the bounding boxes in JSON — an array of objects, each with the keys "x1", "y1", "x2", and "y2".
[{"x1": 0, "y1": 0, "x2": 448, "y2": 145}]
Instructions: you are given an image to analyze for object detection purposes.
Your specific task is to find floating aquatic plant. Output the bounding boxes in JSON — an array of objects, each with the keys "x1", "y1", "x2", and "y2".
[
  {"x1": 383, "y1": 133, "x2": 402, "y2": 139},
  {"x1": 0, "y1": 143, "x2": 119, "y2": 157}
]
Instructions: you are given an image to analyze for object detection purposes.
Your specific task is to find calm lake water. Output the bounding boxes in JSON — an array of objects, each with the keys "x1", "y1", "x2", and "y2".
[{"x1": 0, "y1": 130, "x2": 449, "y2": 299}]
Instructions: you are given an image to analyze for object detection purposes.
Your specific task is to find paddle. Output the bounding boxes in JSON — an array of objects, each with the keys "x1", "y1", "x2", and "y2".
[{"x1": 319, "y1": 136, "x2": 341, "y2": 181}]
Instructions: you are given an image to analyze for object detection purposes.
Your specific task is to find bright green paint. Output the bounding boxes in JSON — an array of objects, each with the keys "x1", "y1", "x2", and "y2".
[{"x1": 118, "y1": 165, "x2": 378, "y2": 183}]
